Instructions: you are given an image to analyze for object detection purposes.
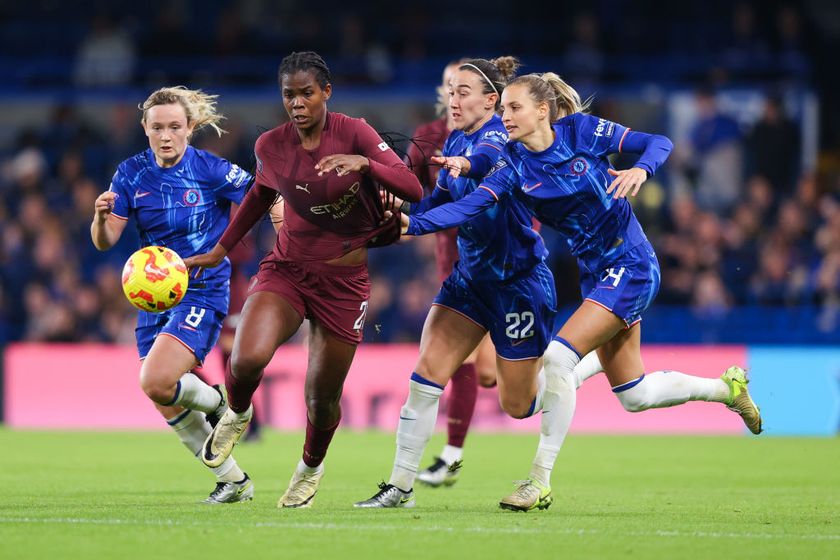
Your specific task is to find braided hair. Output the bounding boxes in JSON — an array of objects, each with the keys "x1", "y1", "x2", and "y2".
[{"x1": 278, "y1": 51, "x2": 331, "y2": 89}]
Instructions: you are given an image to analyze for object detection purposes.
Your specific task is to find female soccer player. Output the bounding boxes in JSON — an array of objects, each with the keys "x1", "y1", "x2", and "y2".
[
  {"x1": 183, "y1": 51, "x2": 424, "y2": 509},
  {"x1": 401, "y1": 73, "x2": 763, "y2": 511},
  {"x1": 91, "y1": 86, "x2": 254, "y2": 504},
  {"x1": 406, "y1": 60, "x2": 500, "y2": 487},
  {"x1": 354, "y1": 57, "x2": 601, "y2": 509}
]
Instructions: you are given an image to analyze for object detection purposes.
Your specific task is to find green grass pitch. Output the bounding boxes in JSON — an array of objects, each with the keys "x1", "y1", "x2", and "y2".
[{"x1": 1, "y1": 429, "x2": 837, "y2": 560}]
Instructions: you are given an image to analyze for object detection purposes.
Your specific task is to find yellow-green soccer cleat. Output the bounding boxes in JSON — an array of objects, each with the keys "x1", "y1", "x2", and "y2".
[
  {"x1": 499, "y1": 480, "x2": 553, "y2": 512},
  {"x1": 721, "y1": 366, "x2": 763, "y2": 434},
  {"x1": 277, "y1": 465, "x2": 324, "y2": 508},
  {"x1": 201, "y1": 405, "x2": 253, "y2": 468}
]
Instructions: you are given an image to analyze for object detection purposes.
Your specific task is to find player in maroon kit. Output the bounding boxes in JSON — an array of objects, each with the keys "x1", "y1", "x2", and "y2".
[
  {"x1": 184, "y1": 51, "x2": 423, "y2": 508},
  {"x1": 405, "y1": 60, "x2": 498, "y2": 487}
]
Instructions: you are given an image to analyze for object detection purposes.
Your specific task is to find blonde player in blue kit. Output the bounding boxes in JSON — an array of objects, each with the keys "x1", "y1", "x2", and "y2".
[
  {"x1": 354, "y1": 58, "x2": 603, "y2": 510},
  {"x1": 91, "y1": 87, "x2": 255, "y2": 504},
  {"x1": 406, "y1": 72, "x2": 763, "y2": 511}
]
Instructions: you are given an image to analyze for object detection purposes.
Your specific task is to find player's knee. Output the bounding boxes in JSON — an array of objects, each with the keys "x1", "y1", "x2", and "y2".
[
  {"x1": 306, "y1": 395, "x2": 341, "y2": 422},
  {"x1": 499, "y1": 394, "x2": 532, "y2": 419},
  {"x1": 139, "y1": 375, "x2": 176, "y2": 405},
  {"x1": 543, "y1": 339, "x2": 580, "y2": 373},
  {"x1": 230, "y1": 349, "x2": 270, "y2": 380},
  {"x1": 477, "y1": 365, "x2": 497, "y2": 388},
  {"x1": 615, "y1": 380, "x2": 651, "y2": 413}
]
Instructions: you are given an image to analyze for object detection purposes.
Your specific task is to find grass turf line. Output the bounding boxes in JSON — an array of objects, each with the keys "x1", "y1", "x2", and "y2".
[{"x1": 1, "y1": 429, "x2": 837, "y2": 560}]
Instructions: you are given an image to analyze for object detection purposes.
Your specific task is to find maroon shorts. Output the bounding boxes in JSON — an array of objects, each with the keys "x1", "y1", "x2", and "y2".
[{"x1": 248, "y1": 259, "x2": 371, "y2": 345}]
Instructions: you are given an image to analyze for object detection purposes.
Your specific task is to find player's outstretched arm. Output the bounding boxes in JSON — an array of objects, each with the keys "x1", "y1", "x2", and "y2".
[
  {"x1": 405, "y1": 186, "x2": 498, "y2": 236},
  {"x1": 430, "y1": 156, "x2": 471, "y2": 178}
]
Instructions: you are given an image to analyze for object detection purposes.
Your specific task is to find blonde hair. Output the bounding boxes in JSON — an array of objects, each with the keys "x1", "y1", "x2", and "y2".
[
  {"x1": 509, "y1": 72, "x2": 592, "y2": 121},
  {"x1": 139, "y1": 86, "x2": 226, "y2": 137}
]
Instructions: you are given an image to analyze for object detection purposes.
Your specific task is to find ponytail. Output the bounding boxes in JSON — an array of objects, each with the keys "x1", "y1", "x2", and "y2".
[{"x1": 508, "y1": 73, "x2": 592, "y2": 121}]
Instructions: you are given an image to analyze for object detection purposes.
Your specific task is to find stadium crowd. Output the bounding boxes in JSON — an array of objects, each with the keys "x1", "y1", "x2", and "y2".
[{"x1": 1, "y1": 0, "x2": 838, "y2": 346}]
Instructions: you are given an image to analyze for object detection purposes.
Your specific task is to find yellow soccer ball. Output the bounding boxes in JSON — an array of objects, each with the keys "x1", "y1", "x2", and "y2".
[{"x1": 121, "y1": 246, "x2": 189, "y2": 312}]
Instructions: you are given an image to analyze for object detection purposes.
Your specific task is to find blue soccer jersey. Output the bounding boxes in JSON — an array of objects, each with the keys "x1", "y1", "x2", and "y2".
[
  {"x1": 409, "y1": 113, "x2": 672, "y2": 275},
  {"x1": 413, "y1": 115, "x2": 547, "y2": 282},
  {"x1": 109, "y1": 145, "x2": 251, "y2": 311}
]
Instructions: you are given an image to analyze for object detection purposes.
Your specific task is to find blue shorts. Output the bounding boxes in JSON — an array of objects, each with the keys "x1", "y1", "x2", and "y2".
[
  {"x1": 135, "y1": 303, "x2": 225, "y2": 365},
  {"x1": 433, "y1": 262, "x2": 557, "y2": 361},
  {"x1": 579, "y1": 242, "x2": 660, "y2": 327}
]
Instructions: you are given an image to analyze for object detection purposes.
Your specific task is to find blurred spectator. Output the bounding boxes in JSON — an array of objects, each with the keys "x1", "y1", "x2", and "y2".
[
  {"x1": 74, "y1": 14, "x2": 136, "y2": 87},
  {"x1": 746, "y1": 93, "x2": 801, "y2": 195},
  {"x1": 687, "y1": 88, "x2": 744, "y2": 213},
  {"x1": 774, "y1": 4, "x2": 811, "y2": 81},
  {"x1": 562, "y1": 12, "x2": 604, "y2": 88},
  {"x1": 721, "y1": 3, "x2": 771, "y2": 77}
]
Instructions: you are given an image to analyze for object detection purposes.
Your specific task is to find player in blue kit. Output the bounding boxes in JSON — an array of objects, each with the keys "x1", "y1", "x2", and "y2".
[
  {"x1": 91, "y1": 86, "x2": 256, "y2": 504},
  {"x1": 403, "y1": 72, "x2": 763, "y2": 511},
  {"x1": 354, "y1": 58, "x2": 602, "y2": 510}
]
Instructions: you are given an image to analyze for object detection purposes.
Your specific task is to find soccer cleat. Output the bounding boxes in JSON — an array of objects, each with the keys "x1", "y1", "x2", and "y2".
[
  {"x1": 201, "y1": 405, "x2": 253, "y2": 468},
  {"x1": 418, "y1": 457, "x2": 462, "y2": 487},
  {"x1": 499, "y1": 479, "x2": 553, "y2": 512},
  {"x1": 353, "y1": 482, "x2": 415, "y2": 508},
  {"x1": 277, "y1": 465, "x2": 324, "y2": 508},
  {"x1": 721, "y1": 366, "x2": 763, "y2": 434},
  {"x1": 205, "y1": 384, "x2": 228, "y2": 429},
  {"x1": 202, "y1": 474, "x2": 254, "y2": 505}
]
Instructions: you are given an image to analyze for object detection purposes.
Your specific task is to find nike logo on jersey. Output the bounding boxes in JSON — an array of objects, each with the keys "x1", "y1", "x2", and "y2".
[
  {"x1": 521, "y1": 182, "x2": 542, "y2": 193},
  {"x1": 134, "y1": 190, "x2": 151, "y2": 199},
  {"x1": 296, "y1": 184, "x2": 310, "y2": 194},
  {"x1": 377, "y1": 141, "x2": 389, "y2": 151}
]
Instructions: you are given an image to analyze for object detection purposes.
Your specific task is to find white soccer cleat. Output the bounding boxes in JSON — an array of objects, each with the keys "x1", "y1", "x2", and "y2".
[
  {"x1": 202, "y1": 474, "x2": 254, "y2": 505},
  {"x1": 277, "y1": 465, "x2": 324, "y2": 508},
  {"x1": 353, "y1": 482, "x2": 416, "y2": 508},
  {"x1": 201, "y1": 405, "x2": 253, "y2": 468},
  {"x1": 417, "y1": 457, "x2": 462, "y2": 487}
]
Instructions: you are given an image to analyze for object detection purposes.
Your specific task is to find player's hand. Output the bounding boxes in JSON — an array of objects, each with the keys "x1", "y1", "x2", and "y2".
[
  {"x1": 93, "y1": 191, "x2": 117, "y2": 222},
  {"x1": 183, "y1": 244, "x2": 228, "y2": 278},
  {"x1": 316, "y1": 154, "x2": 370, "y2": 177},
  {"x1": 382, "y1": 210, "x2": 410, "y2": 235},
  {"x1": 380, "y1": 189, "x2": 406, "y2": 213},
  {"x1": 606, "y1": 167, "x2": 648, "y2": 199},
  {"x1": 431, "y1": 156, "x2": 470, "y2": 178}
]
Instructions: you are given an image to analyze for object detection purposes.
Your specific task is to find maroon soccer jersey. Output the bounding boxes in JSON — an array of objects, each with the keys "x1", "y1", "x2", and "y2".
[
  {"x1": 406, "y1": 117, "x2": 449, "y2": 193},
  {"x1": 252, "y1": 112, "x2": 422, "y2": 263},
  {"x1": 406, "y1": 118, "x2": 460, "y2": 282}
]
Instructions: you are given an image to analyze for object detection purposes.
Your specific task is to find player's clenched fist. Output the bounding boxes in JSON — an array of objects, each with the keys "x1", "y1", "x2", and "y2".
[{"x1": 94, "y1": 191, "x2": 118, "y2": 221}]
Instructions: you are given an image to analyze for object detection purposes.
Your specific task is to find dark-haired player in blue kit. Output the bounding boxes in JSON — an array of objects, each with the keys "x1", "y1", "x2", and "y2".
[
  {"x1": 401, "y1": 72, "x2": 763, "y2": 511},
  {"x1": 354, "y1": 58, "x2": 602, "y2": 510},
  {"x1": 91, "y1": 86, "x2": 258, "y2": 504}
]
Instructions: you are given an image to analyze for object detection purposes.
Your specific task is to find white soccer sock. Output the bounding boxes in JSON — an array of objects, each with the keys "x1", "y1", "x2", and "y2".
[
  {"x1": 524, "y1": 368, "x2": 547, "y2": 417},
  {"x1": 389, "y1": 375, "x2": 444, "y2": 491},
  {"x1": 614, "y1": 370, "x2": 730, "y2": 412},
  {"x1": 573, "y1": 351, "x2": 603, "y2": 389},
  {"x1": 171, "y1": 372, "x2": 222, "y2": 413},
  {"x1": 440, "y1": 444, "x2": 463, "y2": 466},
  {"x1": 531, "y1": 340, "x2": 578, "y2": 488},
  {"x1": 297, "y1": 458, "x2": 324, "y2": 475},
  {"x1": 167, "y1": 409, "x2": 244, "y2": 482}
]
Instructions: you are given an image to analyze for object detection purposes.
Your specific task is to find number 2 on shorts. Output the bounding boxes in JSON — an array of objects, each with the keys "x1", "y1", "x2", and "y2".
[{"x1": 353, "y1": 301, "x2": 369, "y2": 331}]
